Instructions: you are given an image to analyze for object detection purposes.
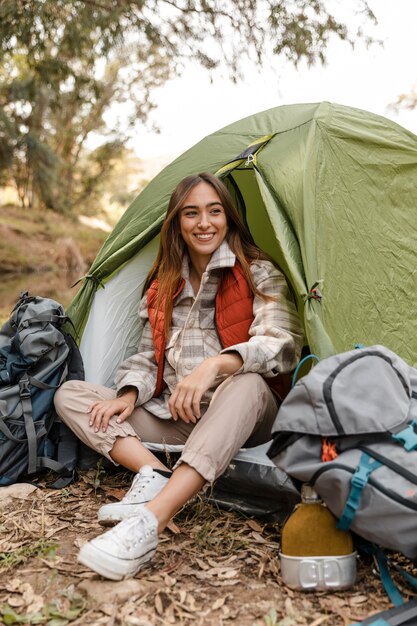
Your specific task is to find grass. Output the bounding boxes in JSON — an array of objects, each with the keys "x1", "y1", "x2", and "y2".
[{"x1": 0, "y1": 538, "x2": 58, "y2": 570}]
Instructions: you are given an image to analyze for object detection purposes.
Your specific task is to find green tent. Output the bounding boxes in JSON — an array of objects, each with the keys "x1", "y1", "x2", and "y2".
[
  {"x1": 68, "y1": 101, "x2": 417, "y2": 516},
  {"x1": 70, "y1": 100, "x2": 417, "y2": 384}
]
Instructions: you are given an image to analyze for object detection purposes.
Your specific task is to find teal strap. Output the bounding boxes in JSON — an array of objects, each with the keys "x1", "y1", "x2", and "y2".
[
  {"x1": 392, "y1": 562, "x2": 417, "y2": 592},
  {"x1": 337, "y1": 453, "x2": 382, "y2": 531},
  {"x1": 376, "y1": 549, "x2": 404, "y2": 607},
  {"x1": 392, "y1": 423, "x2": 417, "y2": 451},
  {"x1": 291, "y1": 354, "x2": 320, "y2": 387}
]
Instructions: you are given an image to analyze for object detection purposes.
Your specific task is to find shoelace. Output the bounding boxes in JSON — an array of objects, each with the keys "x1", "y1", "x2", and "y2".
[
  {"x1": 108, "y1": 515, "x2": 151, "y2": 548},
  {"x1": 123, "y1": 473, "x2": 152, "y2": 503}
]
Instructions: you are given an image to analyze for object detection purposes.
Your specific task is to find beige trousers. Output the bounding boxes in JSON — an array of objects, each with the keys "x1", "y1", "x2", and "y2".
[{"x1": 54, "y1": 373, "x2": 278, "y2": 483}]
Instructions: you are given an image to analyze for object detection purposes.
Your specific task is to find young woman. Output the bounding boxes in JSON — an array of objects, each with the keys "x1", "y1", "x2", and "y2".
[{"x1": 54, "y1": 172, "x2": 303, "y2": 580}]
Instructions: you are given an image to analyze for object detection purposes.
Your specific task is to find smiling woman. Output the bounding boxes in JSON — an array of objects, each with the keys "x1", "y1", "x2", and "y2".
[
  {"x1": 53, "y1": 172, "x2": 304, "y2": 581},
  {"x1": 179, "y1": 182, "x2": 228, "y2": 285}
]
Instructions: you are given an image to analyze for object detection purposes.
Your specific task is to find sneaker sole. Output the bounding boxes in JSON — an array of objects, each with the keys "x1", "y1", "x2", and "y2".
[{"x1": 77, "y1": 541, "x2": 156, "y2": 580}]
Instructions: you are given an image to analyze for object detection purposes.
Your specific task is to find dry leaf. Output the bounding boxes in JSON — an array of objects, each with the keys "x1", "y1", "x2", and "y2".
[
  {"x1": 5, "y1": 579, "x2": 22, "y2": 593},
  {"x1": 186, "y1": 594, "x2": 198, "y2": 612},
  {"x1": 164, "y1": 575, "x2": 176, "y2": 587},
  {"x1": 218, "y1": 569, "x2": 238, "y2": 579},
  {"x1": 166, "y1": 520, "x2": 182, "y2": 534},
  {"x1": 154, "y1": 593, "x2": 164, "y2": 616},
  {"x1": 212, "y1": 597, "x2": 227, "y2": 610},
  {"x1": 208, "y1": 579, "x2": 240, "y2": 587},
  {"x1": 7, "y1": 595, "x2": 26, "y2": 608},
  {"x1": 349, "y1": 595, "x2": 368, "y2": 605},
  {"x1": 246, "y1": 519, "x2": 264, "y2": 533},
  {"x1": 308, "y1": 617, "x2": 330, "y2": 626},
  {"x1": 26, "y1": 595, "x2": 45, "y2": 614},
  {"x1": 101, "y1": 487, "x2": 127, "y2": 500}
]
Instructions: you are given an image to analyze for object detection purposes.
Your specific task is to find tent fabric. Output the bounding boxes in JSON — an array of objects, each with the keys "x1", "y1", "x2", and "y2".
[{"x1": 69, "y1": 101, "x2": 417, "y2": 375}]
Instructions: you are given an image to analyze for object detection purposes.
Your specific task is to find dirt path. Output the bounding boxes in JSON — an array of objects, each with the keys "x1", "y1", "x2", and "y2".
[{"x1": 0, "y1": 470, "x2": 397, "y2": 626}]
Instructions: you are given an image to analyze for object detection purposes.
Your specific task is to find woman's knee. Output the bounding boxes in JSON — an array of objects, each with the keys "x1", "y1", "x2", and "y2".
[
  {"x1": 214, "y1": 372, "x2": 268, "y2": 399},
  {"x1": 54, "y1": 380, "x2": 85, "y2": 414}
]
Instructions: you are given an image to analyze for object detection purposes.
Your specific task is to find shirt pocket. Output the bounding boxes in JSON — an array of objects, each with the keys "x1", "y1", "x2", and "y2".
[{"x1": 199, "y1": 308, "x2": 215, "y2": 329}]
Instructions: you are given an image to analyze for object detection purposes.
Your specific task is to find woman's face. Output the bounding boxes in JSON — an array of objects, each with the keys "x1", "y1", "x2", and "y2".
[{"x1": 179, "y1": 181, "x2": 227, "y2": 268}]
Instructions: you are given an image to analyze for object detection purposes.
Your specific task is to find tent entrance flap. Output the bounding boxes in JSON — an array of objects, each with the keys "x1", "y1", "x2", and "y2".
[{"x1": 79, "y1": 236, "x2": 160, "y2": 386}]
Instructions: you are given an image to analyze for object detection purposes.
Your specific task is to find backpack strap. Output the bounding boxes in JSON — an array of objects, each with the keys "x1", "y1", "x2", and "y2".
[
  {"x1": 0, "y1": 368, "x2": 68, "y2": 475},
  {"x1": 16, "y1": 375, "x2": 38, "y2": 474},
  {"x1": 373, "y1": 546, "x2": 404, "y2": 608},
  {"x1": 28, "y1": 364, "x2": 68, "y2": 390},
  {"x1": 337, "y1": 452, "x2": 382, "y2": 531}
]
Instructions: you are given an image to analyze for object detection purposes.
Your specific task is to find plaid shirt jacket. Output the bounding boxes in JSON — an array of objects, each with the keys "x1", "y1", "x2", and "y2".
[{"x1": 115, "y1": 241, "x2": 304, "y2": 419}]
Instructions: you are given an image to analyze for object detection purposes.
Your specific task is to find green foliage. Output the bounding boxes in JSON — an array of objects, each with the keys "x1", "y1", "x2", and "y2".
[
  {"x1": 0, "y1": 0, "x2": 376, "y2": 212},
  {"x1": 1, "y1": 592, "x2": 85, "y2": 625},
  {"x1": 0, "y1": 538, "x2": 58, "y2": 570}
]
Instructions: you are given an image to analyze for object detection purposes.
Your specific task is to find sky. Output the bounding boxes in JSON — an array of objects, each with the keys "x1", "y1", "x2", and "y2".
[{"x1": 126, "y1": 0, "x2": 417, "y2": 161}]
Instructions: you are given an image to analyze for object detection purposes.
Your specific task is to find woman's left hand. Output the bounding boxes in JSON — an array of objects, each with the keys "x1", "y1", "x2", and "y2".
[
  {"x1": 169, "y1": 353, "x2": 243, "y2": 423},
  {"x1": 169, "y1": 358, "x2": 219, "y2": 423}
]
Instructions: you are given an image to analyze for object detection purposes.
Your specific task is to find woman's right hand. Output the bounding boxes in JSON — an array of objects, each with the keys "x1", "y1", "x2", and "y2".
[{"x1": 87, "y1": 397, "x2": 135, "y2": 433}]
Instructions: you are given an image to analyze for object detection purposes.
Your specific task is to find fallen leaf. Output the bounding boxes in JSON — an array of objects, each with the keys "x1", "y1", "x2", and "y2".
[
  {"x1": 212, "y1": 597, "x2": 227, "y2": 610},
  {"x1": 101, "y1": 488, "x2": 127, "y2": 500},
  {"x1": 5, "y1": 579, "x2": 22, "y2": 593},
  {"x1": 166, "y1": 520, "x2": 182, "y2": 534},
  {"x1": 7, "y1": 595, "x2": 26, "y2": 608},
  {"x1": 349, "y1": 595, "x2": 368, "y2": 605},
  {"x1": 26, "y1": 595, "x2": 45, "y2": 614},
  {"x1": 0, "y1": 483, "x2": 37, "y2": 503},
  {"x1": 246, "y1": 519, "x2": 264, "y2": 533},
  {"x1": 308, "y1": 617, "x2": 330, "y2": 626},
  {"x1": 154, "y1": 594, "x2": 164, "y2": 616},
  {"x1": 218, "y1": 569, "x2": 238, "y2": 579},
  {"x1": 208, "y1": 579, "x2": 240, "y2": 587}
]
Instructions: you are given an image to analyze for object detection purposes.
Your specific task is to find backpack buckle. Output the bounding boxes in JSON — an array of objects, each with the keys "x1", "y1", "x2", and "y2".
[
  {"x1": 19, "y1": 379, "x2": 31, "y2": 399},
  {"x1": 392, "y1": 423, "x2": 417, "y2": 451}
]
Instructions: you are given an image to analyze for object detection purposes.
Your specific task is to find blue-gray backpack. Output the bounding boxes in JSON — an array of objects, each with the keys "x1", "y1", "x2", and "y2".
[
  {"x1": 268, "y1": 345, "x2": 417, "y2": 561},
  {"x1": 0, "y1": 292, "x2": 84, "y2": 486}
]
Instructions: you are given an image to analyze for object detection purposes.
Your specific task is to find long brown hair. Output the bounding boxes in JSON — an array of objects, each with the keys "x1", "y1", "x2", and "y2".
[{"x1": 143, "y1": 172, "x2": 275, "y2": 336}]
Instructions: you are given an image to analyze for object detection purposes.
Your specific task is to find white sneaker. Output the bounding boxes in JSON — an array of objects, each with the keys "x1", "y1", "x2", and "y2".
[
  {"x1": 78, "y1": 506, "x2": 158, "y2": 580},
  {"x1": 98, "y1": 465, "x2": 169, "y2": 526}
]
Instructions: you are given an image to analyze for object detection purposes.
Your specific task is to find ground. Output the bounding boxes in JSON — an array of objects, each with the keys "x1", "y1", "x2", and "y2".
[{"x1": 0, "y1": 470, "x2": 403, "y2": 626}]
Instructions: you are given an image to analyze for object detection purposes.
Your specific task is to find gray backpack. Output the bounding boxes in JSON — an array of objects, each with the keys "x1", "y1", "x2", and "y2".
[
  {"x1": 268, "y1": 345, "x2": 417, "y2": 560},
  {"x1": 0, "y1": 293, "x2": 84, "y2": 485}
]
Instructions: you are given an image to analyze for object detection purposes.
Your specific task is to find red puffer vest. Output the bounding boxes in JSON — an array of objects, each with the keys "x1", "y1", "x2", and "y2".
[{"x1": 147, "y1": 263, "x2": 291, "y2": 402}]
